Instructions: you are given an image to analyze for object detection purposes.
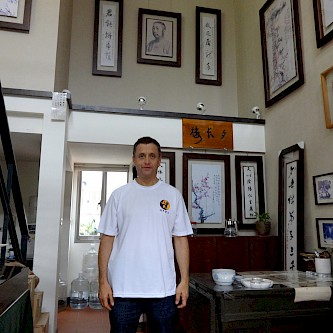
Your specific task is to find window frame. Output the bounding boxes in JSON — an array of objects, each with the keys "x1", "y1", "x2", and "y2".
[{"x1": 74, "y1": 164, "x2": 129, "y2": 243}]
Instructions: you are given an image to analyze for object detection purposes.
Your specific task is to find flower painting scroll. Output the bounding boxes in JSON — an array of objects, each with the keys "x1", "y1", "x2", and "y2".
[{"x1": 183, "y1": 153, "x2": 231, "y2": 230}]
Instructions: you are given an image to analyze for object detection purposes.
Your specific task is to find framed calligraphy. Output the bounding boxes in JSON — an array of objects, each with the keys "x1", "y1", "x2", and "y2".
[
  {"x1": 313, "y1": 172, "x2": 333, "y2": 205},
  {"x1": 316, "y1": 218, "x2": 333, "y2": 249},
  {"x1": 182, "y1": 118, "x2": 233, "y2": 150},
  {"x1": 278, "y1": 143, "x2": 304, "y2": 270},
  {"x1": 235, "y1": 156, "x2": 265, "y2": 229},
  {"x1": 92, "y1": 0, "x2": 123, "y2": 77},
  {"x1": 320, "y1": 66, "x2": 333, "y2": 129},
  {"x1": 137, "y1": 8, "x2": 181, "y2": 67},
  {"x1": 259, "y1": 0, "x2": 304, "y2": 107},
  {"x1": 0, "y1": 0, "x2": 32, "y2": 32},
  {"x1": 195, "y1": 6, "x2": 222, "y2": 86},
  {"x1": 183, "y1": 153, "x2": 231, "y2": 230},
  {"x1": 313, "y1": 0, "x2": 333, "y2": 48}
]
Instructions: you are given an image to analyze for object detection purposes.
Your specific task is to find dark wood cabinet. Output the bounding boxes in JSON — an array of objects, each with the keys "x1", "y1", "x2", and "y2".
[{"x1": 188, "y1": 235, "x2": 278, "y2": 273}]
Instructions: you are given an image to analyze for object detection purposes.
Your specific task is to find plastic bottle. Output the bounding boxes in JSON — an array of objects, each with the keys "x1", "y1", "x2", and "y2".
[
  {"x1": 58, "y1": 273, "x2": 68, "y2": 311},
  {"x1": 89, "y1": 279, "x2": 103, "y2": 309},
  {"x1": 82, "y1": 244, "x2": 98, "y2": 282},
  {"x1": 70, "y1": 272, "x2": 89, "y2": 309}
]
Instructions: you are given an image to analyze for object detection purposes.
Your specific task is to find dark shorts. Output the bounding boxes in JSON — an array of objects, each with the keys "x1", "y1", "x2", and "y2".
[{"x1": 109, "y1": 295, "x2": 177, "y2": 333}]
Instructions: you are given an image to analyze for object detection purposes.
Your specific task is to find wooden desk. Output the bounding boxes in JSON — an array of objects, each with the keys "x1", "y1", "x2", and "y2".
[{"x1": 178, "y1": 272, "x2": 333, "y2": 332}]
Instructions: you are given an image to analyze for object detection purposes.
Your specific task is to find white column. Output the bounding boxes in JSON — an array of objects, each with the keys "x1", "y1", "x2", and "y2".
[{"x1": 33, "y1": 101, "x2": 68, "y2": 333}]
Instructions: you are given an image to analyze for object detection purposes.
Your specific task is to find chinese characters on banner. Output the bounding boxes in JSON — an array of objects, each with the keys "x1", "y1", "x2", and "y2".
[
  {"x1": 285, "y1": 161, "x2": 298, "y2": 270},
  {"x1": 100, "y1": 2, "x2": 117, "y2": 67},
  {"x1": 242, "y1": 166, "x2": 257, "y2": 219},
  {"x1": 201, "y1": 15, "x2": 216, "y2": 76},
  {"x1": 182, "y1": 119, "x2": 233, "y2": 150}
]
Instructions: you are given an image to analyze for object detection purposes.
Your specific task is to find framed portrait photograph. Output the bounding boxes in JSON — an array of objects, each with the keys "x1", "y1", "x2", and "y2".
[
  {"x1": 313, "y1": 172, "x2": 333, "y2": 205},
  {"x1": 278, "y1": 143, "x2": 304, "y2": 270},
  {"x1": 195, "y1": 6, "x2": 222, "y2": 86},
  {"x1": 259, "y1": 0, "x2": 304, "y2": 107},
  {"x1": 320, "y1": 65, "x2": 333, "y2": 129},
  {"x1": 235, "y1": 156, "x2": 265, "y2": 229},
  {"x1": 316, "y1": 218, "x2": 333, "y2": 249},
  {"x1": 92, "y1": 0, "x2": 123, "y2": 77},
  {"x1": 183, "y1": 153, "x2": 231, "y2": 230},
  {"x1": 0, "y1": 0, "x2": 32, "y2": 32},
  {"x1": 137, "y1": 8, "x2": 181, "y2": 67},
  {"x1": 313, "y1": 0, "x2": 333, "y2": 48}
]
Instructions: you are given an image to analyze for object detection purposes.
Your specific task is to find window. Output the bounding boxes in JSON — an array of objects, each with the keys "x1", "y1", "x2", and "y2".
[{"x1": 74, "y1": 165, "x2": 129, "y2": 243}]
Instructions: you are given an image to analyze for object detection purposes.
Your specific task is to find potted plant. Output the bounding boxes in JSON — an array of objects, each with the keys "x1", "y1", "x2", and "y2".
[{"x1": 254, "y1": 212, "x2": 271, "y2": 236}]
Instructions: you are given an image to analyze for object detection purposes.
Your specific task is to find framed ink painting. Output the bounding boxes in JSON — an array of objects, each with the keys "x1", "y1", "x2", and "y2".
[
  {"x1": 259, "y1": 0, "x2": 304, "y2": 107},
  {"x1": 183, "y1": 153, "x2": 231, "y2": 230}
]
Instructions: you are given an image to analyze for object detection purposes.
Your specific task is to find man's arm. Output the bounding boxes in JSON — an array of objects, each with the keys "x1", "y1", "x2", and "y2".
[
  {"x1": 98, "y1": 233, "x2": 115, "y2": 310},
  {"x1": 173, "y1": 235, "x2": 190, "y2": 308}
]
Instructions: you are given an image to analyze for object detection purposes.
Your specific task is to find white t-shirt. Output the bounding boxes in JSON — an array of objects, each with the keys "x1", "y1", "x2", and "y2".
[{"x1": 98, "y1": 179, "x2": 193, "y2": 298}]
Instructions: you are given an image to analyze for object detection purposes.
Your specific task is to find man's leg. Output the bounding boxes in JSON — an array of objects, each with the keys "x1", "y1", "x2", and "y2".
[
  {"x1": 145, "y1": 295, "x2": 177, "y2": 333},
  {"x1": 110, "y1": 298, "x2": 143, "y2": 333}
]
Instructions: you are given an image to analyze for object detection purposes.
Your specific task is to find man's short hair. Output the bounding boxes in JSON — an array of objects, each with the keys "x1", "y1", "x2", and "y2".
[{"x1": 133, "y1": 136, "x2": 161, "y2": 156}]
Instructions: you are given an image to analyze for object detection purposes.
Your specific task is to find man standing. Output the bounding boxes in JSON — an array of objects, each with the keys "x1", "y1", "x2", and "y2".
[{"x1": 98, "y1": 136, "x2": 192, "y2": 332}]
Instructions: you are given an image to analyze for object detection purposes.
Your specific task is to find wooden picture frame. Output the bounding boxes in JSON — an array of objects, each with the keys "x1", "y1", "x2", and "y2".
[
  {"x1": 259, "y1": 0, "x2": 304, "y2": 107},
  {"x1": 137, "y1": 8, "x2": 181, "y2": 67},
  {"x1": 313, "y1": 172, "x2": 333, "y2": 205},
  {"x1": 235, "y1": 156, "x2": 265, "y2": 229},
  {"x1": 0, "y1": 0, "x2": 32, "y2": 32},
  {"x1": 195, "y1": 6, "x2": 222, "y2": 86},
  {"x1": 92, "y1": 0, "x2": 123, "y2": 77},
  {"x1": 316, "y1": 218, "x2": 333, "y2": 249},
  {"x1": 278, "y1": 143, "x2": 304, "y2": 270},
  {"x1": 313, "y1": 0, "x2": 333, "y2": 48},
  {"x1": 132, "y1": 151, "x2": 175, "y2": 186},
  {"x1": 183, "y1": 153, "x2": 231, "y2": 230},
  {"x1": 320, "y1": 66, "x2": 333, "y2": 129}
]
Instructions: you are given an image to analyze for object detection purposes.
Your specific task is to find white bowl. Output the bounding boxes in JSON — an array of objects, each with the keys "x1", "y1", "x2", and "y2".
[{"x1": 212, "y1": 268, "x2": 235, "y2": 286}]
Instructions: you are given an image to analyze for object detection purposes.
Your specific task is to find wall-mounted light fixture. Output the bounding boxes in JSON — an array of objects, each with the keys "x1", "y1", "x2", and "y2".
[{"x1": 138, "y1": 96, "x2": 146, "y2": 110}]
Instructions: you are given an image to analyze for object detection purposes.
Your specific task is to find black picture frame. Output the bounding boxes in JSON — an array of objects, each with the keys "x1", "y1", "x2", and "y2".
[
  {"x1": 137, "y1": 8, "x2": 181, "y2": 67},
  {"x1": 313, "y1": 0, "x2": 333, "y2": 48},
  {"x1": 313, "y1": 172, "x2": 333, "y2": 205},
  {"x1": 183, "y1": 153, "x2": 231, "y2": 230},
  {"x1": 235, "y1": 155, "x2": 265, "y2": 229},
  {"x1": 278, "y1": 143, "x2": 304, "y2": 270},
  {"x1": 92, "y1": 0, "x2": 123, "y2": 77},
  {"x1": 316, "y1": 218, "x2": 333, "y2": 249},
  {"x1": 195, "y1": 6, "x2": 222, "y2": 86},
  {"x1": 0, "y1": 0, "x2": 32, "y2": 33},
  {"x1": 259, "y1": 0, "x2": 304, "y2": 107}
]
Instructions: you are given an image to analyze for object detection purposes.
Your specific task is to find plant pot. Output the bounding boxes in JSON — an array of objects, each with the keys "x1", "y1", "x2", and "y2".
[{"x1": 256, "y1": 221, "x2": 271, "y2": 236}]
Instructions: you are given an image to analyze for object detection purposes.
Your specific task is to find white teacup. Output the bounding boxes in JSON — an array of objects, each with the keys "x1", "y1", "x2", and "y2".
[
  {"x1": 212, "y1": 268, "x2": 236, "y2": 286},
  {"x1": 315, "y1": 258, "x2": 331, "y2": 274}
]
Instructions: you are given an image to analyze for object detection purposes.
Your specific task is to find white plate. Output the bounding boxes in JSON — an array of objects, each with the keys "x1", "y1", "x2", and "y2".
[{"x1": 240, "y1": 277, "x2": 273, "y2": 289}]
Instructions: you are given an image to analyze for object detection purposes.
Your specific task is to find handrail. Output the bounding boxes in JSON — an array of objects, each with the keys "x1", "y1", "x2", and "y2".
[{"x1": 0, "y1": 81, "x2": 28, "y2": 269}]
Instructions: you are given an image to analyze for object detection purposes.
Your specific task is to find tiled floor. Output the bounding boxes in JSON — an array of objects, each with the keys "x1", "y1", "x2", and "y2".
[
  {"x1": 57, "y1": 306, "x2": 147, "y2": 333},
  {"x1": 57, "y1": 306, "x2": 110, "y2": 333}
]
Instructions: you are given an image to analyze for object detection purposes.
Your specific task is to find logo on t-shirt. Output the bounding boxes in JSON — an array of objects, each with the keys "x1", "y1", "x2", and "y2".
[{"x1": 160, "y1": 199, "x2": 170, "y2": 211}]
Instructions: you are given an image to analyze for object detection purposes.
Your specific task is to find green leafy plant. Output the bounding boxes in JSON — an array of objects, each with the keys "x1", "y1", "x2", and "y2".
[{"x1": 254, "y1": 212, "x2": 271, "y2": 223}]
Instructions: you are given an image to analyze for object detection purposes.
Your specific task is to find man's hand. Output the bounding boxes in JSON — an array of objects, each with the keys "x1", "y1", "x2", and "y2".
[{"x1": 98, "y1": 281, "x2": 114, "y2": 310}]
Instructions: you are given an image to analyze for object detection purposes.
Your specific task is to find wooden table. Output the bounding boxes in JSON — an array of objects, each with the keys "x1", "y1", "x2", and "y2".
[{"x1": 178, "y1": 271, "x2": 333, "y2": 332}]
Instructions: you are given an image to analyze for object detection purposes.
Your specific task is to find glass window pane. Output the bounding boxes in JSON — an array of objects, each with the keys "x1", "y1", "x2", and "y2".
[
  {"x1": 106, "y1": 171, "x2": 128, "y2": 201},
  {"x1": 79, "y1": 171, "x2": 102, "y2": 237}
]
